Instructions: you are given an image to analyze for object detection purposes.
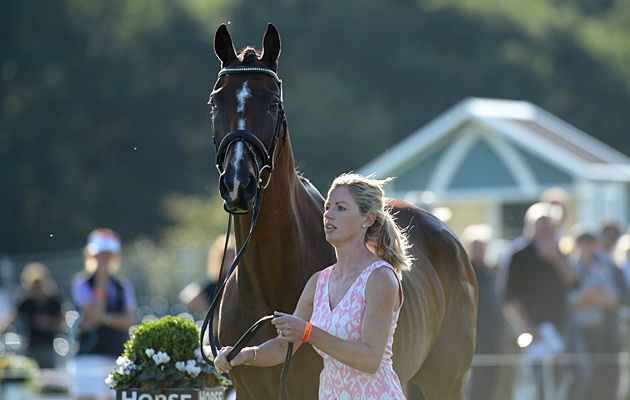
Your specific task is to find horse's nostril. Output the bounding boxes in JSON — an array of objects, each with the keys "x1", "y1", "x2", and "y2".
[
  {"x1": 245, "y1": 175, "x2": 258, "y2": 196},
  {"x1": 219, "y1": 175, "x2": 232, "y2": 199},
  {"x1": 249, "y1": 175, "x2": 258, "y2": 188}
]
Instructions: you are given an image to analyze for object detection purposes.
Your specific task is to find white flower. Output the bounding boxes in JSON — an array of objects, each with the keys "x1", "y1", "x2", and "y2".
[
  {"x1": 116, "y1": 356, "x2": 133, "y2": 368},
  {"x1": 145, "y1": 348, "x2": 156, "y2": 358},
  {"x1": 115, "y1": 356, "x2": 136, "y2": 375},
  {"x1": 175, "y1": 361, "x2": 186, "y2": 371},
  {"x1": 152, "y1": 351, "x2": 171, "y2": 365},
  {"x1": 194, "y1": 348, "x2": 204, "y2": 363},
  {"x1": 184, "y1": 359, "x2": 201, "y2": 377},
  {"x1": 105, "y1": 373, "x2": 117, "y2": 388}
]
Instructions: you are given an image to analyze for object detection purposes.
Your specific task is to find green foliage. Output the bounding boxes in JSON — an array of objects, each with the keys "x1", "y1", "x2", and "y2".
[
  {"x1": 108, "y1": 316, "x2": 230, "y2": 391},
  {"x1": 0, "y1": 352, "x2": 38, "y2": 387},
  {"x1": 3, "y1": 0, "x2": 630, "y2": 255},
  {"x1": 124, "y1": 315, "x2": 198, "y2": 362}
]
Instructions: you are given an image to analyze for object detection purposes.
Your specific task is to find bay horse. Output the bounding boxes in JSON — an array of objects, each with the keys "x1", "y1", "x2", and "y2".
[{"x1": 210, "y1": 23, "x2": 478, "y2": 400}]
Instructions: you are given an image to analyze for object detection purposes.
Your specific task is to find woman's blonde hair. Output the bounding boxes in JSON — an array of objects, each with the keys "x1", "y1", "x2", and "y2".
[{"x1": 329, "y1": 173, "x2": 412, "y2": 275}]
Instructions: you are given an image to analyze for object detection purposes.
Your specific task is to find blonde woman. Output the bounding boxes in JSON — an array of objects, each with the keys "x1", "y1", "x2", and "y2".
[{"x1": 215, "y1": 173, "x2": 411, "y2": 399}]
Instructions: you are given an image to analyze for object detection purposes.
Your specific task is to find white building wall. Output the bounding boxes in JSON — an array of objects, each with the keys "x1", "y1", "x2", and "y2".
[{"x1": 575, "y1": 180, "x2": 629, "y2": 230}]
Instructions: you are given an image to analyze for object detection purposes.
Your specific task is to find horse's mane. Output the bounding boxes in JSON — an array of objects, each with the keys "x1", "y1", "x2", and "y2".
[
  {"x1": 238, "y1": 47, "x2": 261, "y2": 64},
  {"x1": 298, "y1": 173, "x2": 326, "y2": 204}
]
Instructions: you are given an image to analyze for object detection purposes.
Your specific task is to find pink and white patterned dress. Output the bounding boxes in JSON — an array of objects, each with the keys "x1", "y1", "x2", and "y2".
[{"x1": 310, "y1": 261, "x2": 406, "y2": 400}]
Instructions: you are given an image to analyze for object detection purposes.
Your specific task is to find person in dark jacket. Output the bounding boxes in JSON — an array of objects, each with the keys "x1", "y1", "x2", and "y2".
[
  {"x1": 504, "y1": 202, "x2": 579, "y2": 399},
  {"x1": 462, "y1": 224, "x2": 504, "y2": 400},
  {"x1": 7, "y1": 262, "x2": 63, "y2": 369}
]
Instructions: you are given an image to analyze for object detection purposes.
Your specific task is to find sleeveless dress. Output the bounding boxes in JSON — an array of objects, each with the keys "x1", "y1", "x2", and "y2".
[{"x1": 310, "y1": 261, "x2": 406, "y2": 400}]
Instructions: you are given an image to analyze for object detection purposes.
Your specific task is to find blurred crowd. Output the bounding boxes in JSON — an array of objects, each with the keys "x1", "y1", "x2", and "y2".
[
  {"x1": 463, "y1": 188, "x2": 630, "y2": 400},
  {"x1": 0, "y1": 230, "x2": 233, "y2": 400},
  {"x1": 2, "y1": 188, "x2": 630, "y2": 400}
]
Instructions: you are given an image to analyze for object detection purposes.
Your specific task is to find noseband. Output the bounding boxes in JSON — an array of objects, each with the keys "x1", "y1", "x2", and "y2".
[{"x1": 213, "y1": 66, "x2": 286, "y2": 191}]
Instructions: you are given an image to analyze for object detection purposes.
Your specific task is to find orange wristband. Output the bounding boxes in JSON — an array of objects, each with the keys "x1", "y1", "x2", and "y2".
[
  {"x1": 301, "y1": 322, "x2": 312, "y2": 342},
  {"x1": 93, "y1": 287, "x2": 107, "y2": 299}
]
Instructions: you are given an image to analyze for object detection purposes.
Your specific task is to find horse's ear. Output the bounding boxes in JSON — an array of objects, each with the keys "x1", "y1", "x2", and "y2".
[
  {"x1": 214, "y1": 24, "x2": 237, "y2": 67},
  {"x1": 261, "y1": 23, "x2": 281, "y2": 70}
]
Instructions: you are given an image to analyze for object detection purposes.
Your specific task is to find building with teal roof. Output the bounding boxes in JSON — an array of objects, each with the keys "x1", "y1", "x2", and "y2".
[{"x1": 358, "y1": 97, "x2": 630, "y2": 241}]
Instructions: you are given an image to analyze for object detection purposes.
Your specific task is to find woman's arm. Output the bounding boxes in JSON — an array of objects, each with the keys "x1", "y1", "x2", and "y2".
[
  {"x1": 275, "y1": 267, "x2": 400, "y2": 374},
  {"x1": 80, "y1": 291, "x2": 108, "y2": 328},
  {"x1": 79, "y1": 304, "x2": 136, "y2": 332},
  {"x1": 214, "y1": 272, "x2": 319, "y2": 373}
]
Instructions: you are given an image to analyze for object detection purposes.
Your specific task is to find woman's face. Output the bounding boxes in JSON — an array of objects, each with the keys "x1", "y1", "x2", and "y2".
[
  {"x1": 85, "y1": 252, "x2": 117, "y2": 274},
  {"x1": 323, "y1": 186, "x2": 366, "y2": 246}
]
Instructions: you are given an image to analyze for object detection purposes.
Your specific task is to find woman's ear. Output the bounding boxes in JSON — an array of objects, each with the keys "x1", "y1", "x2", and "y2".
[{"x1": 364, "y1": 212, "x2": 377, "y2": 228}]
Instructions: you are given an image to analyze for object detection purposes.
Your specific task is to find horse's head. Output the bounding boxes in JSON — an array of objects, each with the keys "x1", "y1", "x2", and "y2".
[{"x1": 210, "y1": 23, "x2": 284, "y2": 214}]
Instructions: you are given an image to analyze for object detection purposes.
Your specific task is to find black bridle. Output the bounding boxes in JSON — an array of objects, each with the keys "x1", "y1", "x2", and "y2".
[
  {"x1": 213, "y1": 67, "x2": 286, "y2": 192},
  {"x1": 201, "y1": 66, "x2": 293, "y2": 400}
]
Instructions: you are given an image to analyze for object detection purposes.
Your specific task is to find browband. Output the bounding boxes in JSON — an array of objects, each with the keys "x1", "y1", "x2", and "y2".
[
  {"x1": 218, "y1": 67, "x2": 283, "y2": 102},
  {"x1": 218, "y1": 66, "x2": 281, "y2": 83}
]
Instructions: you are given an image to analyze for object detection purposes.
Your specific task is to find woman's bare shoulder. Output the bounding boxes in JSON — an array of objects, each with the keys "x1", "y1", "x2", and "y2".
[{"x1": 365, "y1": 266, "x2": 399, "y2": 306}]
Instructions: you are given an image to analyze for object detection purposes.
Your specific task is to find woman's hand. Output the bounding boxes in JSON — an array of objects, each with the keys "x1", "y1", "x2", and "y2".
[
  {"x1": 214, "y1": 346, "x2": 241, "y2": 374},
  {"x1": 271, "y1": 312, "x2": 307, "y2": 343}
]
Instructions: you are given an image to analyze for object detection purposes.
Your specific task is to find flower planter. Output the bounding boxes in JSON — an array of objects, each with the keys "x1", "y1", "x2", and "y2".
[
  {"x1": 107, "y1": 317, "x2": 230, "y2": 395},
  {"x1": 116, "y1": 387, "x2": 225, "y2": 400}
]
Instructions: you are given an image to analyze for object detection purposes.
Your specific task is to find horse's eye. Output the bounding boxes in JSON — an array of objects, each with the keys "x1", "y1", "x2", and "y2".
[
  {"x1": 209, "y1": 99, "x2": 219, "y2": 112},
  {"x1": 269, "y1": 101, "x2": 279, "y2": 111}
]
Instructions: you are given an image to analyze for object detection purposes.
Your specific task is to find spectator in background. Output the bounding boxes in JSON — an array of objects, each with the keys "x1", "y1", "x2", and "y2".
[
  {"x1": 4, "y1": 262, "x2": 63, "y2": 369},
  {"x1": 179, "y1": 235, "x2": 236, "y2": 317},
  {"x1": 616, "y1": 232, "x2": 630, "y2": 394},
  {"x1": 595, "y1": 220, "x2": 630, "y2": 302},
  {"x1": 539, "y1": 187, "x2": 571, "y2": 232},
  {"x1": 597, "y1": 220, "x2": 621, "y2": 265},
  {"x1": 461, "y1": 224, "x2": 504, "y2": 400},
  {"x1": 617, "y1": 233, "x2": 630, "y2": 287},
  {"x1": 504, "y1": 202, "x2": 578, "y2": 399},
  {"x1": 70, "y1": 228, "x2": 137, "y2": 400},
  {"x1": 569, "y1": 230, "x2": 621, "y2": 400},
  {"x1": 495, "y1": 187, "x2": 570, "y2": 302}
]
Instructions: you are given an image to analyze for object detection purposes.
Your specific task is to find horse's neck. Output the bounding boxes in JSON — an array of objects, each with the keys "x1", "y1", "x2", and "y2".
[{"x1": 232, "y1": 138, "x2": 329, "y2": 297}]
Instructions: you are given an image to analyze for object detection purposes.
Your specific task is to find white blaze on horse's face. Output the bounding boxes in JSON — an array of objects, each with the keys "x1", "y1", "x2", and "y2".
[
  {"x1": 228, "y1": 142, "x2": 245, "y2": 201},
  {"x1": 224, "y1": 81, "x2": 252, "y2": 203},
  {"x1": 236, "y1": 81, "x2": 251, "y2": 130}
]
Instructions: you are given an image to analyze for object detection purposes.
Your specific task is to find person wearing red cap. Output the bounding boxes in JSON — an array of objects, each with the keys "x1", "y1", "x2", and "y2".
[{"x1": 69, "y1": 228, "x2": 137, "y2": 400}]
